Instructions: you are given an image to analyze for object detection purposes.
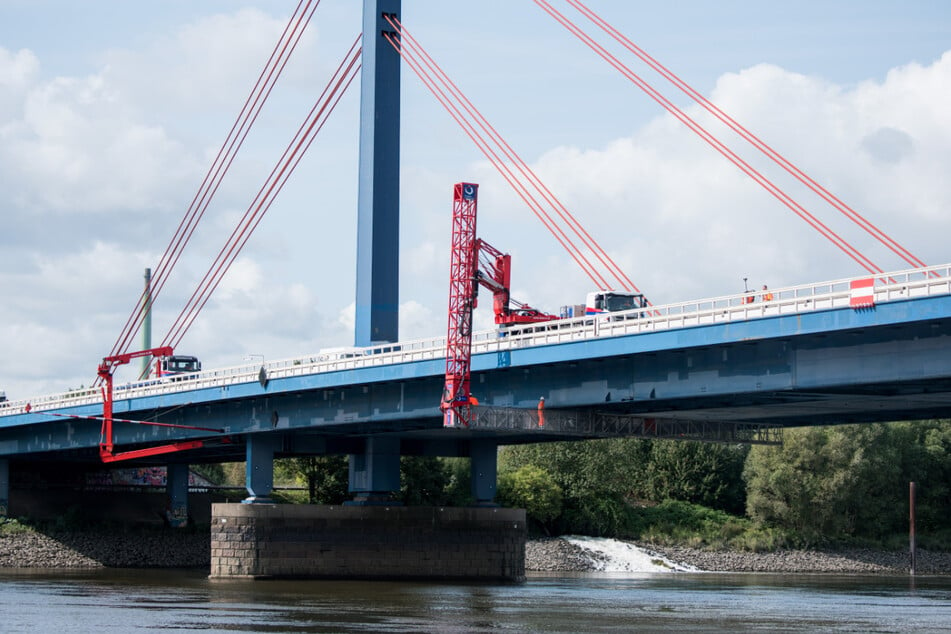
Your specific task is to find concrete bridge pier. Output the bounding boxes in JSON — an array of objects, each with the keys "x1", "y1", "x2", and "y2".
[
  {"x1": 244, "y1": 434, "x2": 278, "y2": 503},
  {"x1": 470, "y1": 439, "x2": 498, "y2": 506},
  {"x1": 165, "y1": 462, "x2": 189, "y2": 527},
  {"x1": 0, "y1": 458, "x2": 8, "y2": 518},
  {"x1": 348, "y1": 436, "x2": 401, "y2": 504}
]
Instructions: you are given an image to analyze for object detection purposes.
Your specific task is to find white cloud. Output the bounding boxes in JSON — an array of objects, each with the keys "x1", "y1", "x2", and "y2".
[
  {"x1": 2, "y1": 3, "x2": 950, "y2": 401},
  {"x1": 495, "y1": 53, "x2": 951, "y2": 308},
  {"x1": 0, "y1": 47, "x2": 38, "y2": 122}
]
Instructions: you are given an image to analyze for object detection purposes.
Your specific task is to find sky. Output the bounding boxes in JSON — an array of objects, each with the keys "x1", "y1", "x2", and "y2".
[{"x1": 1, "y1": 0, "x2": 950, "y2": 398}]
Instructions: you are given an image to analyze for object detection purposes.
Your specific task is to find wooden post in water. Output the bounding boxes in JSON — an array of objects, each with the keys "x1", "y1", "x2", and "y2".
[{"x1": 909, "y1": 481, "x2": 917, "y2": 576}]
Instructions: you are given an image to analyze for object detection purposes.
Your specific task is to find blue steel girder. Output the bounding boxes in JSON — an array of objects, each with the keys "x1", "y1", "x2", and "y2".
[{"x1": 4, "y1": 295, "x2": 951, "y2": 465}]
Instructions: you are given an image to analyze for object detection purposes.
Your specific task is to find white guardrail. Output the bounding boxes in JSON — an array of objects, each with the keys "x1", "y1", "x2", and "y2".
[{"x1": 2, "y1": 264, "x2": 950, "y2": 418}]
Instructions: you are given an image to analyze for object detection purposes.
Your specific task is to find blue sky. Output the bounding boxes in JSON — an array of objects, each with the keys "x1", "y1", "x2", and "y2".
[{"x1": 1, "y1": 1, "x2": 950, "y2": 397}]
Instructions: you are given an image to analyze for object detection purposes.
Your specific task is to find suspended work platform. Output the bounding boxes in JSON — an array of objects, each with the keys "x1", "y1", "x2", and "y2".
[{"x1": 467, "y1": 406, "x2": 783, "y2": 445}]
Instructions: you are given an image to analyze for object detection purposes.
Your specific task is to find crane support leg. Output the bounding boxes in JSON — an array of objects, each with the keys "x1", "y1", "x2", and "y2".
[{"x1": 442, "y1": 183, "x2": 480, "y2": 426}]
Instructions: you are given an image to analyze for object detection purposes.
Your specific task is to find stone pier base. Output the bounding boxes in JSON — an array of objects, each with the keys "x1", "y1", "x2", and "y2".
[{"x1": 210, "y1": 504, "x2": 526, "y2": 581}]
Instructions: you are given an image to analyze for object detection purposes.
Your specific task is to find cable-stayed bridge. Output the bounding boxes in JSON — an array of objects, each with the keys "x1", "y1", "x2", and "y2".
[
  {"x1": 1, "y1": 0, "x2": 947, "y2": 559},
  {"x1": 3, "y1": 263, "x2": 950, "y2": 504}
]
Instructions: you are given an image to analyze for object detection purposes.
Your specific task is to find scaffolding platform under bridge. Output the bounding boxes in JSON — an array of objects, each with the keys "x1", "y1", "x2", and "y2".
[{"x1": 467, "y1": 406, "x2": 783, "y2": 445}]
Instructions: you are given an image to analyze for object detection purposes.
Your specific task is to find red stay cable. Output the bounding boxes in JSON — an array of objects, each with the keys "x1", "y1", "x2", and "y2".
[
  {"x1": 162, "y1": 38, "x2": 362, "y2": 349},
  {"x1": 389, "y1": 15, "x2": 639, "y2": 295},
  {"x1": 168, "y1": 63, "x2": 361, "y2": 349},
  {"x1": 105, "y1": 0, "x2": 321, "y2": 370},
  {"x1": 535, "y1": 0, "x2": 884, "y2": 276},
  {"x1": 566, "y1": 0, "x2": 927, "y2": 272},
  {"x1": 150, "y1": 0, "x2": 322, "y2": 310},
  {"x1": 384, "y1": 30, "x2": 611, "y2": 291}
]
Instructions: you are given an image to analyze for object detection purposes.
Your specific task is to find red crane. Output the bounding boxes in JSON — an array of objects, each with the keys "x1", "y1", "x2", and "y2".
[
  {"x1": 441, "y1": 182, "x2": 557, "y2": 427},
  {"x1": 97, "y1": 347, "x2": 222, "y2": 462}
]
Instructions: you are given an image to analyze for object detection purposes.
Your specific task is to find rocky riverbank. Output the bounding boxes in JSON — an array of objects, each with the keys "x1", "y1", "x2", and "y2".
[
  {"x1": 526, "y1": 537, "x2": 951, "y2": 575},
  {"x1": 2, "y1": 525, "x2": 950, "y2": 575},
  {"x1": 0, "y1": 525, "x2": 208, "y2": 569}
]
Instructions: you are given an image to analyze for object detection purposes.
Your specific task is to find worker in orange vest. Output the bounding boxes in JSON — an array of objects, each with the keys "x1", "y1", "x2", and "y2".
[
  {"x1": 537, "y1": 397, "x2": 545, "y2": 428},
  {"x1": 762, "y1": 285, "x2": 774, "y2": 302}
]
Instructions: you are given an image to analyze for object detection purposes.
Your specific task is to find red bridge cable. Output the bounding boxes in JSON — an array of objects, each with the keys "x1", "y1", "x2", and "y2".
[
  {"x1": 382, "y1": 30, "x2": 609, "y2": 291},
  {"x1": 112, "y1": 0, "x2": 318, "y2": 365},
  {"x1": 388, "y1": 16, "x2": 639, "y2": 295},
  {"x1": 566, "y1": 0, "x2": 927, "y2": 272},
  {"x1": 381, "y1": 32, "x2": 605, "y2": 289},
  {"x1": 162, "y1": 38, "x2": 362, "y2": 349},
  {"x1": 383, "y1": 29, "x2": 608, "y2": 291},
  {"x1": 163, "y1": 37, "x2": 360, "y2": 349},
  {"x1": 170, "y1": 54, "x2": 361, "y2": 349},
  {"x1": 386, "y1": 19, "x2": 629, "y2": 292},
  {"x1": 168, "y1": 62, "x2": 360, "y2": 350},
  {"x1": 105, "y1": 0, "x2": 321, "y2": 368},
  {"x1": 165, "y1": 51, "x2": 360, "y2": 350},
  {"x1": 151, "y1": 0, "x2": 322, "y2": 312},
  {"x1": 534, "y1": 0, "x2": 884, "y2": 276}
]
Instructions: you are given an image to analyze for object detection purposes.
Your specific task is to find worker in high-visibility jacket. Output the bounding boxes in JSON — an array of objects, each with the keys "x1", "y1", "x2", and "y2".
[
  {"x1": 762, "y1": 285, "x2": 774, "y2": 302},
  {"x1": 537, "y1": 396, "x2": 545, "y2": 428}
]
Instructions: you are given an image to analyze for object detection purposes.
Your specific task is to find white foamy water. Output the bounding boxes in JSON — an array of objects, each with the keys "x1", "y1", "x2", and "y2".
[{"x1": 563, "y1": 536, "x2": 700, "y2": 573}]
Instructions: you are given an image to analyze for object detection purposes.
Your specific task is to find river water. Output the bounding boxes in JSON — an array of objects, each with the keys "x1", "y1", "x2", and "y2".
[{"x1": 1, "y1": 568, "x2": 949, "y2": 633}]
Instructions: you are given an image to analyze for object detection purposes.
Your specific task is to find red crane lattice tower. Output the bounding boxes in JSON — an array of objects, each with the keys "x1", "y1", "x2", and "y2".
[{"x1": 442, "y1": 182, "x2": 480, "y2": 427}]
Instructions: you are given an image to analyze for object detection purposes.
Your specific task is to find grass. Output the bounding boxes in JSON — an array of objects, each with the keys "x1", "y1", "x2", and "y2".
[
  {"x1": 0, "y1": 518, "x2": 34, "y2": 536},
  {"x1": 615, "y1": 499, "x2": 951, "y2": 552}
]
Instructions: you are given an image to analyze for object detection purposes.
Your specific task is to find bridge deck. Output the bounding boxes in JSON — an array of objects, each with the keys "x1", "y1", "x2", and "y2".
[
  {"x1": 2, "y1": 264, "x2": 948, "y2": 420},
  {"x1": 1, "y1": 264, "x2": 951, "y2": 464}
]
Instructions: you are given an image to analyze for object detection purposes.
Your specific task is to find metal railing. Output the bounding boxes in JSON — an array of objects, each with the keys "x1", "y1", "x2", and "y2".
[
  {"x1": 3, "y1": 263, "x2": 950, "y2": 418},
  {"x1": 469, "y1": 406, "x2": 784, "y2": 445}
]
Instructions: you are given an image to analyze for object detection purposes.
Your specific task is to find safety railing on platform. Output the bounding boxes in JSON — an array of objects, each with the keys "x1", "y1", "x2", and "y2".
[
  {"x1": 468, "y1": 406, "x2": 784, "y2": 445},
  {"x1": 3, "y1": 263, "x2": 950, "y2": 418}
]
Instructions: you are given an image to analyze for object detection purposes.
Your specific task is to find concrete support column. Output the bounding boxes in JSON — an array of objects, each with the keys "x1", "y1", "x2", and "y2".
[
  {"x1": 348, "y1": 436, "x2": 401, "y2": 504},
  {"x1": 245, "y1": 435, "x2": 278, "y2": 503},
  {"x1": 470, "y1": 440, "x2": 498, "y2": 506},
  {"x1": 0, "y1": 459, "x2": 8, "y2": 518},
  {"x1": 165, "y1": 463, "x2": 189, "y2": 527}
]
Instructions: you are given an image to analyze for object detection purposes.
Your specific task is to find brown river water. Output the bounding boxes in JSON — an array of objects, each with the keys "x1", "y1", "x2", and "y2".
[{"x1": 0, "y1": 568, "x2": 949, "y2": 632}]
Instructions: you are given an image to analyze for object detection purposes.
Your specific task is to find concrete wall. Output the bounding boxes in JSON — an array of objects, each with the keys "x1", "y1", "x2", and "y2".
[{"x1": 210, "y1": 504, "x2": 526, "y2": 581}]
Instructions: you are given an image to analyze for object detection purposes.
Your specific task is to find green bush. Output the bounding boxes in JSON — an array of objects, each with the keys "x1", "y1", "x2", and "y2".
[{"x1": 497, "y1": 465, "x2": 563, "y2": 534}]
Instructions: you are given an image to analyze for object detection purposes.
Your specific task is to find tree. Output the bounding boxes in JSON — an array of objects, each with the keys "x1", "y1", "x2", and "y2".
[
  {"x1": 639, "y1": 440, "x2": 748, "y2": 513},
  {"x1": 190, "y1": 462, "x2": 225, "y2": 485},
  {"x1": 500, "y1": 439, "x2": 643, "y2": 535},
  {"x1": 399, "y1": 456, "x2": 450, "y2": 505},
  {"x1": 442, "y1": 457, "x2": 473, "y2": 507},
  {"x1": 497, "y1": 465, "x2": 563, "y2": 534},
  {"x1": 744, "y1": 424, "x2": 915, "y2": 542},
  {"x1": 275, "y1": 456, "x2": 349, "y2": 504}
]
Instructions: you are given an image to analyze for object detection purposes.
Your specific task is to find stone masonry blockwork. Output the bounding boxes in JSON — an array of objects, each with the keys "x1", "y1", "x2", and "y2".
[{"x1": 209, "y1": 504, "x2": 526, "y2": 581}]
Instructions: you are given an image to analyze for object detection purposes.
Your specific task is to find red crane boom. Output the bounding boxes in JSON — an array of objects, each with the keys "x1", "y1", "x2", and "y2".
[{"x1": 97, "y1": 346, "x2": 216, "y2": 462}]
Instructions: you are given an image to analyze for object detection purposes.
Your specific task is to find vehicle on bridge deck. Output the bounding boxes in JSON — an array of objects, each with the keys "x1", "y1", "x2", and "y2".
[
  {"x1": 317, "y1": 346, "x2": 368, "y2": 361},
  {"x1": 158, "y1": 355, "x2": 202, "y2": 377},
  {"x1": 582, "y1": 291, "x2": 649, "y2": 317}
]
